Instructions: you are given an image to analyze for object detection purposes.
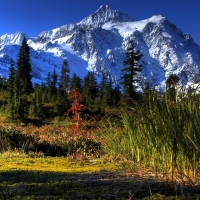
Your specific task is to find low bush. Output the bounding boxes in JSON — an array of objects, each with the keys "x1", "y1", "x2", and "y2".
[{"x1": 0, "y1": 124, "x2": 101, "y2": 158}]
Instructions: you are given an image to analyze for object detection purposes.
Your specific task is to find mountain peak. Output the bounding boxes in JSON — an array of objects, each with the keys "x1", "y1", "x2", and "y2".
[
  {"x1": 78, "y1": 5, "x2": 134, "y2": 28},
  {"x1": 0, "y1": 32, "x2": 25, "y2": 46},
  {"x1": 98, "y1": 4, "x2": 110, "y2": 10},
  {"x1": 1, "y1": 6, "x2": 200, "y2": 88}
]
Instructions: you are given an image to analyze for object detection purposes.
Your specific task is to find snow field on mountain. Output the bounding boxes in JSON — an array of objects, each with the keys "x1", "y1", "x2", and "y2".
[{"x1": 0, "y1": 5, "x2": 199, "y2": 88}]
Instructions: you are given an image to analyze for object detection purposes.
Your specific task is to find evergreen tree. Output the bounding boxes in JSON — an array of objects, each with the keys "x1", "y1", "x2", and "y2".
[
  {"x1": 12, "y1": 37, "x2": 32, "y2": 121},
  {"x1": 59, "y1": 59, "x2": 70, "y2": 92},
  {"x1": 54, "y1": 89, "x2": 69, "y2": 116},
  {"x1": 7, "y1": 59, "x2": 15, "y2": 99},
  {"x1": 29, "y1": 84, "x2": 44, "y2": 119},
  {"x1": 46, "y1": 72, "x2": 52, "y2": 88},
  {"x1": 89, "y1": 72, "x2": 98, "y2": 100},
  {"x1": 15, "y1": 36, "x2": 32, "y2": 95},
  {"x1": 82, "y1": 73, "x2": 90, "y2": 102},
  {"x1": 121, "y1": 40, "x2": 143, "y2": 102},
  {"x1": 102, "y1": 80, "x2": 113, "y2": 107},
  {"x1": 51, "y1": 68, "x2": 58, "y2": 93},
  {"x1": 45, "y1": 72, "x2": 53, "y2": 102},
  {"x1": 98, "y1": 73, "x2": 108, "y2": 101},
  {"x1": 0, "y1": 75, "x2": 7, "y2": 91},
  {"x1": 98, "y1": 73, "x2": 113, "y2": 108},
  {"x1": 51, "y1": 69, "x2": 58, "y2": 102},
  {"x1": 82, "y1": 72, "x2": 98, "y2": 106},
  {"x1": 54, "y1": 60, "x2": 71, "y2": 115},
  {"x1": 112, "y1": 85, "x2": 121, "y2": 106},
  {"x1": 14, "y1": 93, "x2": 28, "y2": 120},
  {"x1": 6, "y1": 59, "x2": 16, "y2": 119},
  {"x1": 39, "y1": 82, "x2": 48, "y2": 103},
  {"x1": 70, "y1": 73, "x2": 83, "y2": 93}
]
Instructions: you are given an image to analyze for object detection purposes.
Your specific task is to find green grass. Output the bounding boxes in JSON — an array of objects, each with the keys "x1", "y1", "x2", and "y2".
[
  {"x1": 100, "y1": 87, "x2": 200, "y2": 182},
  {"x1": 1, "y1": 87, "x2": 200, "y2": 199}
]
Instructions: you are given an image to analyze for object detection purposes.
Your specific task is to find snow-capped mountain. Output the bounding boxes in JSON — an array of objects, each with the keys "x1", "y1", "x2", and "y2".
[{"x1": 0, "y1": 5, "x2": 200, "y2": 89}]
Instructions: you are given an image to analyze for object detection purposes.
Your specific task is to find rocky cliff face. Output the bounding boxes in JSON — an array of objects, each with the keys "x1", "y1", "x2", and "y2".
[{"x1": 0, "y1": 5, "x2": 200, "y2": 88}]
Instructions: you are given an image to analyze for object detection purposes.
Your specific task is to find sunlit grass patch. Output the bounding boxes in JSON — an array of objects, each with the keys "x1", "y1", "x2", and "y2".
[
  {"x1": 0, "y1": 150, "x2": 200, "y2": 199},
  {"x1": 0, "y1": 152, "x2": 123, "y2": 199},
  {"x1": 0, "y1": 152, "x2": 120, "y2": 173}
]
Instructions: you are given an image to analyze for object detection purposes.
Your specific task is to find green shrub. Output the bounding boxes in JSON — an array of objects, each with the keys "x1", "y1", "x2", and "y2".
[{"x1": 0, "y1": 125, "x2": 34, "y2": 152}]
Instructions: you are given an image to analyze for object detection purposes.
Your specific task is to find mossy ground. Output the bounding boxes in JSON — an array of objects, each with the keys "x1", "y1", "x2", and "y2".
[{"x1": 0, "y1": 152, "x2": 200, "y2": 199}]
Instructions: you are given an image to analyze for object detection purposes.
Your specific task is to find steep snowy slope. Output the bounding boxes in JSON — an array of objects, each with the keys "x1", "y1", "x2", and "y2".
[{"x1": 0, "y1": 5, "x2": 200, "y2": 88}]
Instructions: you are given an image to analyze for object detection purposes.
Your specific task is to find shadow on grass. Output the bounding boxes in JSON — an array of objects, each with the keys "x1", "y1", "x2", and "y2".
[{"x1": 0, "y1": 170, "x2": 200, "y2": 199}]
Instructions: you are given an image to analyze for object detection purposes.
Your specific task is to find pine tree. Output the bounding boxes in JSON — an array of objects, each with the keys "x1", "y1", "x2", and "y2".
[
  {"x1": 82, "y1": 72, "x2": 98, "y2": 106},
  {"x1": 112, "y1": 85, "x2": 121, "y2": 106},
  {"x1": 98, "y1": 73, "x2": 113, "y2": 108},
  {"x1": 12, "y1": 37, "x2": 32, "y2": 121},
  {"x1": 54, "y1": 89, "x2": 69, "y2": 116},
  {"x1": 121, "y1": 40, "x2": 143, "y2": 102},
  {"x1": 59, "y1": 59, "x2": 70, "y2": 92},
  {"x1": 82, "y1": 73, "x2": 90, "y2": 104},
  {"x1": 15, "y1": 36, "x2": 32, "y2": 95},
  {"x1": 103, "y1": 80, "x2": 113, "y2": 107},
  {"x1": 98, "y1": 73, "x2": 107, "y2": 101},
  {"x1": 46, "y1": 72, "x2": 52, "y2": 87},
  {"x1": 70, "y1": 73, "x2": 83, "y2": 93},
  {"x1": 30, "y1": 84, "x2": 44, "y2": 119},
  {"x1": 89, "y1": 72, "x2": 98, "y2": 101},
  {"x1": 51, "y1": 68, "x2": 58, "y2": 93},
  {"x1": 14, "y1": 92, "x2": 28, "y2": 120},
  {"x1": 45, "y1": 72, "x2": 53, "y2": 102},
  {"x1": 6, "y1": 59, "x2": 16, "y2": 119},
  {"x1": 7, "y1": 59, "x2": 15, "y2": 99}
]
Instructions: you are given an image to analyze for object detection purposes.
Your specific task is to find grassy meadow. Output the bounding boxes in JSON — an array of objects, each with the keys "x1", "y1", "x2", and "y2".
[{"x1": 1, "y1": 86, "x2": 200, "y2": 199}]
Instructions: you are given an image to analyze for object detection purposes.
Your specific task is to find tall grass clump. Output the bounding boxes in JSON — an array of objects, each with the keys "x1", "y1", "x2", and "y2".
[{"x1": 101, "y1": 85, "x2": 200, "y2": 181}]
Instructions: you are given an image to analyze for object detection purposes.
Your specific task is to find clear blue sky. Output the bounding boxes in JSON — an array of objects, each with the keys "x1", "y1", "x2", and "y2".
[{"x1": 0, "y1": 0, "x2": 199, "y2": 45}]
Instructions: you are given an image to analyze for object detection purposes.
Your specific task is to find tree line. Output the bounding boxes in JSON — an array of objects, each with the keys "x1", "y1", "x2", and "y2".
[
  {"x1": 0, "y1": 36, "x2": 179, "y2": 123},
  {"x1": 0, "y1": 37, "x2": 126, "y2": 122}
]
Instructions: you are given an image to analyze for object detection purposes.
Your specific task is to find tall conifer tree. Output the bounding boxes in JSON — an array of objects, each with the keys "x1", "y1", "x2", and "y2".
[
  {"x1": 13, "y1": 36, "x2": 32, "y2": 120},
  {"x1": 82, "y1": 72, "x2": 98, "y2": 105},
  {"x1": 45, "y1": 72, "x2": 53, "y2": 102},
  {"x1": 98, "y1": 72, "x2": 108, "y2": 101},
  {"x1": 112, "y1": 85, "x2": 121, "y2": 106},
  {"x1": 59, "y1": 59, "x2": 70, "y2": 92},
  {"x1": 7, "y1": 59, "x2": 15, "y2": 99},
  {"x1": 70, "y1": 73, "x2": 82, "y2": 93},
  {"x1": 15, "y1": 36, "x2": 32, "y2": 95},
  {"x1": 121, "y1": 40, "x2": 143, "y2": 102},
  {"x1": 51, "y1": 68, "x2": 58, "y2": 93},
  {"x1": 6, "y1": 59, "x2": 16, "y2": 119},
  {"x1": 98, "y1": 73, "x2": 112, "y2": 108}
]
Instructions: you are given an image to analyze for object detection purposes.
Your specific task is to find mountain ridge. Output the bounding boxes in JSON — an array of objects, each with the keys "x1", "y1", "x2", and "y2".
[{"x1": 0, "y1": 5, "x2": 200, "y2": 89}]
